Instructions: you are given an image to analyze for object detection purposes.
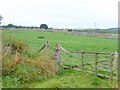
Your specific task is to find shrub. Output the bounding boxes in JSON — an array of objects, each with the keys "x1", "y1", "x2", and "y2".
[
  {"x1": 2, "y1": 53, "x2": 60, "y2": 87},
  {"x1": 2, "y1": 34, "x2": 60, "y2": 87}
]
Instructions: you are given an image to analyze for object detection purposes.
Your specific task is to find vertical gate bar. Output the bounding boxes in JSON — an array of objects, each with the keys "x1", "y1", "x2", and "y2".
[
  {"x1": 95, "y1": 53, "x2": 98, "y2": 76},
  {"x1": 81, "y1": 52, "x2": 84, "y2": 70},
  {"x1": 110, "y1": 54, "x2": 114, "y2": 81}
]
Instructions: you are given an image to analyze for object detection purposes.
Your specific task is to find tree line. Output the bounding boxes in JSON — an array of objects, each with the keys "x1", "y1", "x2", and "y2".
[
  {"x1": 2, "y1": 24, "x2": 40, "y2": 29},
  {"x1": 2, "y1": 23, "x2": 50, "y2": 29}
]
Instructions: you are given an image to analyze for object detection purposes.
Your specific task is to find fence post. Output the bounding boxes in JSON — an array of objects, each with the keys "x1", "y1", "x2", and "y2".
[
  {"x1": 95, "y1": 53, "x2": 98, "y2": 76},
  {"x1": 53, "y1": 43, "x2": 62, "y2": 65},
  {"x1": 39, "y1": 41, "x2": 50, "y2": 55},
  {"x1": 45, "y1": 41, "x2": 50, "y2": 55},
  {"x1": 81, "y1": 52, "x2": 84, "y2": 70}
]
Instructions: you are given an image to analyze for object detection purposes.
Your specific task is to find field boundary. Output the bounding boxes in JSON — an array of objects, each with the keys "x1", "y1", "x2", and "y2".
[{"x1": 39, "y1": 41, "x2": 118, "y2": 80}]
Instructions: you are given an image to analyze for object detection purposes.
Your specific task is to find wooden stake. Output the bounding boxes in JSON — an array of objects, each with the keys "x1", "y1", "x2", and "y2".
[
  {"x1": 53, "y1": 44, "x2": 62, "y2": 65},
  {"x1": 45, "y1": 41, "x2": 50, "y2": 55}
]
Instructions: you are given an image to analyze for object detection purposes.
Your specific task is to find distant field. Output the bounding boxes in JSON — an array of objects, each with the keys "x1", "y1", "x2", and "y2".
[
  {"x1": 3, "y1": 30, "x2": 118, "y2": 53},
  {"x1": 2, "y1": 30, "x2": 118, "y2": 88}
]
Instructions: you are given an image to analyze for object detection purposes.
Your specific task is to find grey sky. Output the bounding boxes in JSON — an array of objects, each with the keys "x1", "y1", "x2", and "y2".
[{"x1": 0, "y1": 0, "x2": 119, "y2": 29}]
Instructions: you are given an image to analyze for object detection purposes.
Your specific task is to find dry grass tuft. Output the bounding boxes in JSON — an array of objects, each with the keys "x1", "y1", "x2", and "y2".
[
  {"x1": 2, "y1": 35, "x2": 60, "y2": 84},
  {"x1": 2, "y1": 51, "x2": 60, "y2": 83}
]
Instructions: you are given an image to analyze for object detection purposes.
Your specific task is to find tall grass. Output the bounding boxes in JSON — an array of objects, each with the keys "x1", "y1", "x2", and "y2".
[{"x1": 2, "y1": 35, "x2": 60, "y2": 88}]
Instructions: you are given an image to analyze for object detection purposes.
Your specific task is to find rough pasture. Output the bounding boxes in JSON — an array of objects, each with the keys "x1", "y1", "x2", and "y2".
[{"x1": 2, "y1": 29, "x2": 118, "y2": 88}]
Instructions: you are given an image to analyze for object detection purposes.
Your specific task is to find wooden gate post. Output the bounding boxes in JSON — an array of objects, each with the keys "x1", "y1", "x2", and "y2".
[
  {"x1": 45, "y1": 41, "x2": 50, "y2": 55},
  {"x1": 53, "y1": 43, "x2": 62, "y2": 65}
]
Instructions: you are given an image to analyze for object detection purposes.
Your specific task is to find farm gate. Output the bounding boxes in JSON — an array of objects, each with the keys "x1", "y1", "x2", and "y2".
[{"x1": 39, "y1": 41, "x2": 118, "y2": 81}]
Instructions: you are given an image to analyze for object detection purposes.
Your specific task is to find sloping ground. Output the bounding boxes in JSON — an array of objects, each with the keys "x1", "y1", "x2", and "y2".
[
  {"x1": 23, "y1": 70, "x2": 117, "y2": 88},
  {"x1": 2, "y1": 30, "x2": 118, "y2": 88}
]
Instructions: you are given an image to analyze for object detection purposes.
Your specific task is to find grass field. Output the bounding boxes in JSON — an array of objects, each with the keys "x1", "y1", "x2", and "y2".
[
  {"x1": 2, "y1": 30, "x2": 118, "y2": 88},
  {"x1": 3, "y1": 30, "x2": 118, "y2": 53}
]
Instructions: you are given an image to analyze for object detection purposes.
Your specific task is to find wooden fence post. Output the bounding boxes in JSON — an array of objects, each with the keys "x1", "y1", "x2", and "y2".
[
  {"x1": 53, "y1": 43, "x2": 62, "y2": 65},
  {"x1": 39, "y1": 41, "x2": 50, "y2": 55},
  {"x1": 2, "y1": 45, "x2": 11, "y2": 59},
  {"x1": 45, "y1": 41, "x2": 50, "y2": 55},
  {"x1": 95, "y1": 53, "x2": 98, "y2": 76}
]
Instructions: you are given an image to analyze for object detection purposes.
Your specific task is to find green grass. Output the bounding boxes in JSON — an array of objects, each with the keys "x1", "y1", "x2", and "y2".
[
  {"x1": 3, "y1": 30, "x2": 118, "y2": 53},
  {"x1": 21, "y1": 70, "x2": 115, "y2": 88},
  {"x1": 2, "y1": 30, "x2": 118, "y2": 88}
]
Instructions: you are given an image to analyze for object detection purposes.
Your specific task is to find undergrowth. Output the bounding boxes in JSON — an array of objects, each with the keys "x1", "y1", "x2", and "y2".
[{"x1": 2, "y1": 35, "x2": 60, "y2": 88}]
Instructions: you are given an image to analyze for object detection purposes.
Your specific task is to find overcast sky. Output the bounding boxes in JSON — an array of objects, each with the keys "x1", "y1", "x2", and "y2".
[{"x1": 0, "y1": 0, "x2": 119, "y2": 29}]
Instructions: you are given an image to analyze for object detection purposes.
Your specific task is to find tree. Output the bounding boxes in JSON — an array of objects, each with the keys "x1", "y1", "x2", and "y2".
[
  {"x1": 7, "y1": 24, "x2": 15, "y2": 28},
  {"x1": 0, "y1": 15, "x2": 3, "y2": 25},
  {"x1": 40, "y1": 24, "x2": 48, "y2": 29},
  {"x1": 0, "y1": 15, "x2": 3, "y2": 21}
]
